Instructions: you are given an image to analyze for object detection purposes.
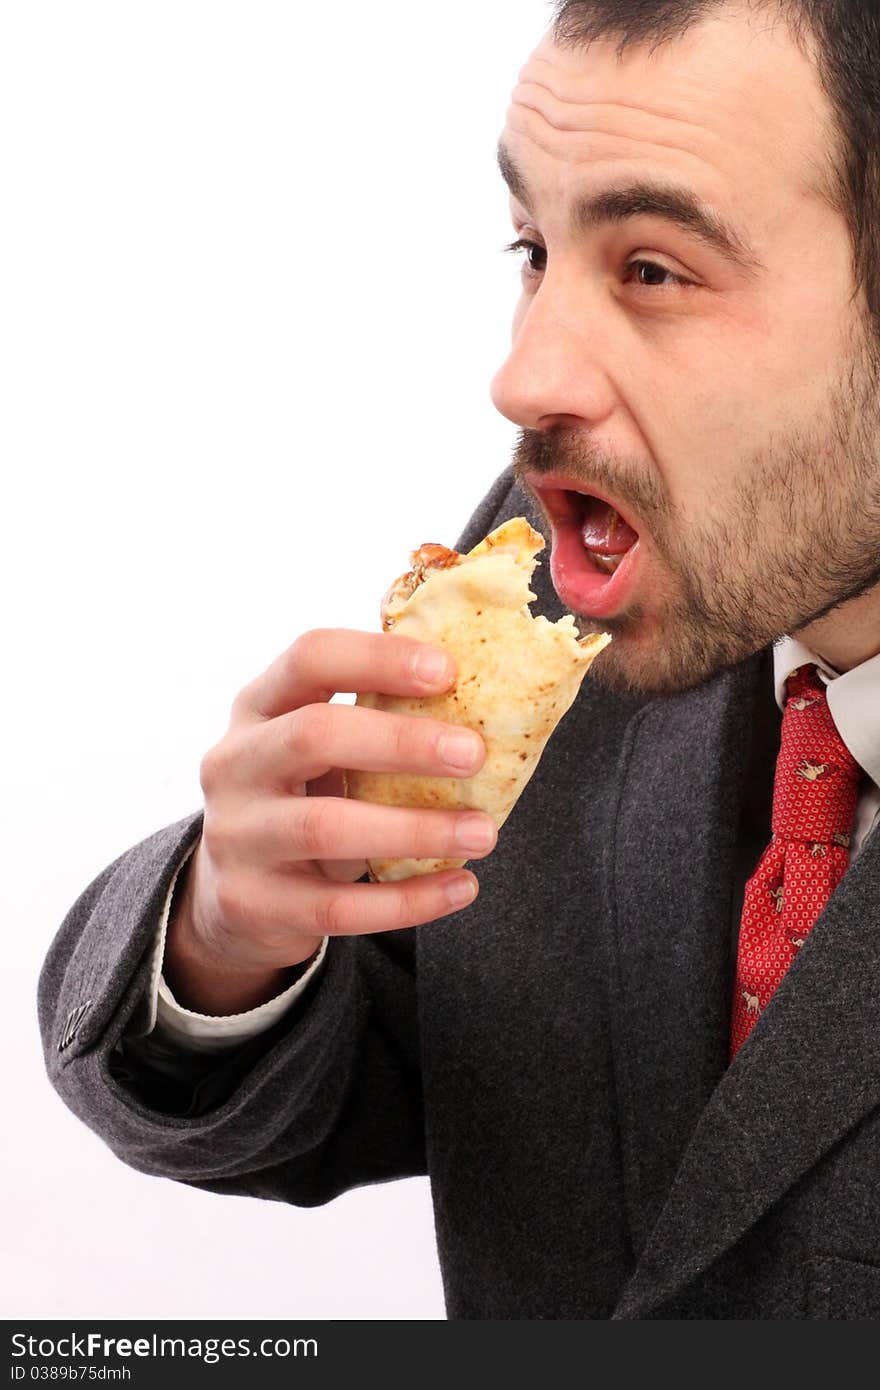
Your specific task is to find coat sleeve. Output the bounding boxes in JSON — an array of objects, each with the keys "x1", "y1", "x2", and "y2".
[{"x1": 38, "y1": 468, "x2": 517, "y2": 1206}]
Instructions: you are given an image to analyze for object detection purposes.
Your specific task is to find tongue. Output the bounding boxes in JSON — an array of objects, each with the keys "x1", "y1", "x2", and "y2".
[{"x1": 579, "y1": 497, "x2": 639, "y2": 556}]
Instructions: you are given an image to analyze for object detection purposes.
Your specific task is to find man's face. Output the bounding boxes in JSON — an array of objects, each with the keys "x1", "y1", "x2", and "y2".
[{"x1": 490, "y1": 7, "x2": 880, "y2": 697}]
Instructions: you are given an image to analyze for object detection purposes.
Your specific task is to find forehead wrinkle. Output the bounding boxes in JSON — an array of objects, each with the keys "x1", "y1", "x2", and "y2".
[
  {"x1": 517, "y1": 33, "x2": 841, "y2": 216},
  {"x1": 506, "y1": 109, "x2": 721, "y2": 180},
  {"x1": 513, "y1": 75, "x2": 716, "y2": 143},
  {"x1": 524, "y1": 57, "x2": 698, "y2": 126},
  {"x1": 500, "y1": 115, "x2": 721, "y2": 203}
]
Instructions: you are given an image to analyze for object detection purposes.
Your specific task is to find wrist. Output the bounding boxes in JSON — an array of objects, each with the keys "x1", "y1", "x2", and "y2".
[
  {"x1": 164, "y1": 921, "x2": 299, "y2": 1017},
  {"x1": 164, "y1": 865, "x2": 322, "y2": 1016}
]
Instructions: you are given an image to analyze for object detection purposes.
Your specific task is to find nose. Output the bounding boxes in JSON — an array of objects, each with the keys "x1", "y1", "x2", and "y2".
[{"x1": 489, "y1": 280, "x2": 617, "y2": 432}]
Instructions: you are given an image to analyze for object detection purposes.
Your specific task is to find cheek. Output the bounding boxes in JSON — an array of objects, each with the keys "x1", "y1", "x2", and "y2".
[
  {"x1": 624, "y1": 312, "x2": 791, "y2": 514},
  {"x1": 623, "y1": 366, "x2": 756, "y2": 516}
]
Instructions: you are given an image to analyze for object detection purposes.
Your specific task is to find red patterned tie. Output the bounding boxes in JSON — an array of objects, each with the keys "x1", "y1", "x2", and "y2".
[{"x1": 729, "y1": 663, "x2": 863, "y2": 1059}]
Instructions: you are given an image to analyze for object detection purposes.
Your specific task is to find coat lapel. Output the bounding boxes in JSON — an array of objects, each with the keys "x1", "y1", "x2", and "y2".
[
  {"x1": 611, "y1": 654, "x2": 880, "y2": 1318},
  {"x1": 606, "y1": 648, "x2": 769, "y2": 1260}
]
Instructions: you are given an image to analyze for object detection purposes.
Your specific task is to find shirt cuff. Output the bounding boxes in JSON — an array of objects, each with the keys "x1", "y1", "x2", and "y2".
[{"x1": 143, "y1": 840, "x2": 328, "y2": 1054}]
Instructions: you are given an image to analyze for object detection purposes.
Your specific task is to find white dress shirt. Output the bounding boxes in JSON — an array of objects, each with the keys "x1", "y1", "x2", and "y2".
[{"x1": 146, "y1": 635, "x2": 880, "y2": 1052}]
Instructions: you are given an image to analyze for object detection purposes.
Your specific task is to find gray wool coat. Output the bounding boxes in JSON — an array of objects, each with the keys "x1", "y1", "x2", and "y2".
[{"x1": 39, "y1": 469, "x2": 880, "y2": 1319}]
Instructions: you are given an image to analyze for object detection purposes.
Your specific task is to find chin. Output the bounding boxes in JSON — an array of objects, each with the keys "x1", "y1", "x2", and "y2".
[
  {"x1": 574, "y1": 617, "x2": 658, "y2": 698},
  {"x1": 574, "y1": 615, "x2": 733, "y2": 701}
]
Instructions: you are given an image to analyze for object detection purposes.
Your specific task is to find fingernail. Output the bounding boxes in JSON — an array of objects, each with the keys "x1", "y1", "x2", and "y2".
[
  {"x1": 447, "y1": 876, "x2": 477, "y2": 908},
  {"x1": 413, "y1": 648, "x2": 451, "y2": 685},
  {"x1": 456, "y1": 816, "x2": 496, "y2": 852},
  {"x1": 438, "y1": 731, "x2": 482, "y2": 772}
]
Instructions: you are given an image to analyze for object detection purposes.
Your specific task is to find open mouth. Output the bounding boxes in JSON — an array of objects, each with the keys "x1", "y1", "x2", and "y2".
[
  {"x1": 570, "y1": 491, "x2": 639, "y2": 572},
  {"x1": 533, "y1": 482, "x2": 641, "y2": 565},
  {"x1": 523, "y1": 474, "x2": 644, "y2": 619}
]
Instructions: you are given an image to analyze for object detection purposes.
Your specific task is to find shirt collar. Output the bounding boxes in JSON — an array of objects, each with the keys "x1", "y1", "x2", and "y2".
[{"x1": 772, "y1": 635, "x2": 880, "y2": 788}]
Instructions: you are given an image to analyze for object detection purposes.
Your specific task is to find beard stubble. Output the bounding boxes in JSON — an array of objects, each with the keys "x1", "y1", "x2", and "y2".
[{"x1": 511, "y1": 346, "x2": 880, "y2": 699}]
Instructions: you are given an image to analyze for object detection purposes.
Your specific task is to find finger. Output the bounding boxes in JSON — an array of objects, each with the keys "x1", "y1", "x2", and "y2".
[
  {"x1": 303, "y1": 767, "x2": 361, "y2": 872},
  {"x1": 307, "y1": 770, "x2": 366, "y2": 879},
  {"x1": 255, "y1": 866, "x2": 480, "y2": 939},
  {"x1": 232, "y1": 629, "x2": 458, "y2": 722},
  {"x1": 233, "y1": 702, "x2": 487, "y2": 789},
  {"x1": 238, "y1": 796, "x2": 498, "y2": 865}
]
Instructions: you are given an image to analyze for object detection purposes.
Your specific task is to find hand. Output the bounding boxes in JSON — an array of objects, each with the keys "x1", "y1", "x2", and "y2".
[{"x1": 165, "y1": 629, "x2": 494, "y2": 1013}]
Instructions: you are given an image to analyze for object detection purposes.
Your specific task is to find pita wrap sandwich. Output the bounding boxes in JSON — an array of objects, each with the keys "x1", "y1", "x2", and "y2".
[{"x1": 344, "y1": 517, "x2": 611, "y2": 882}]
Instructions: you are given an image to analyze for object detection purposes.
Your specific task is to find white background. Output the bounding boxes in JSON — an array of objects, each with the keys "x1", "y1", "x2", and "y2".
[{"x1": 2, "y1": 0, "x2": 555, "y2": 1320}]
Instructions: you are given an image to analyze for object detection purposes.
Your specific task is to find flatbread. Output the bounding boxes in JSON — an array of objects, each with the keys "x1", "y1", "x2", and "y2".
[{"x1": 344, "y1": 517, "x2": 611, "y2": 881}]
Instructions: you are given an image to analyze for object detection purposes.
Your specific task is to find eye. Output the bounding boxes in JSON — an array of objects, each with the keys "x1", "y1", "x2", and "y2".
[
  {"x1": 503, "y1": 242, "x2": 695, "y2": 293},
  {"x1": 502, "y1": 237, "x2": 546, "y2": 278},
  {"x1": 622, "y1": 258, "x2": 693, "y2": 290}
]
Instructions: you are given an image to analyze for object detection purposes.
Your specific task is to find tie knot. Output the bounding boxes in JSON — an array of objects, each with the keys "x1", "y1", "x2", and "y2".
[
  {"x1": 785, "y1": 662, "x2": 826, "y2": 707},
  {"x1": 773, "y1": 663, "x2": 862, "y2": 844}
]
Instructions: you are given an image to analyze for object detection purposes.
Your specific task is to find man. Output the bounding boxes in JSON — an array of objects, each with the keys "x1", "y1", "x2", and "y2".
[{"x1": 40, "y1": 1, "x2": 880, "y2": 1318}]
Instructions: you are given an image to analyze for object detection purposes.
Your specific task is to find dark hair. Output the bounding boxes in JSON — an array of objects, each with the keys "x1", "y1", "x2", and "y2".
[{"x1": 550, "y1": 1, "x2": 880, "y2": 338}]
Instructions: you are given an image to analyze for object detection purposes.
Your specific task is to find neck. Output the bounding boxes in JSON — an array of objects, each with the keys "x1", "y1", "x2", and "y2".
[{"x1": 792, "y1": 588, "x2": 880, "y2": 674}]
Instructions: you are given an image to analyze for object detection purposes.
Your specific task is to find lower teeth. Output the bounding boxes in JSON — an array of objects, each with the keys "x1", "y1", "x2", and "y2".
[{"x1": 591, "y1": 552, "x2": 624, "y2": 574}]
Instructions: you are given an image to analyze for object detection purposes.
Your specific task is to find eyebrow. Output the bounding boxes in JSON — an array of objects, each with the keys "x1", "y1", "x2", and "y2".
[{"x1": 496, "y1": 139, "x2": 764, "y2": 278}]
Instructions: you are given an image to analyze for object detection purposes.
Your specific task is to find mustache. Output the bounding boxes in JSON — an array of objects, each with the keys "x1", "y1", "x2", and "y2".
[{"x1": 511, "y1": 426, "x2": 668, "y2": 523}]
